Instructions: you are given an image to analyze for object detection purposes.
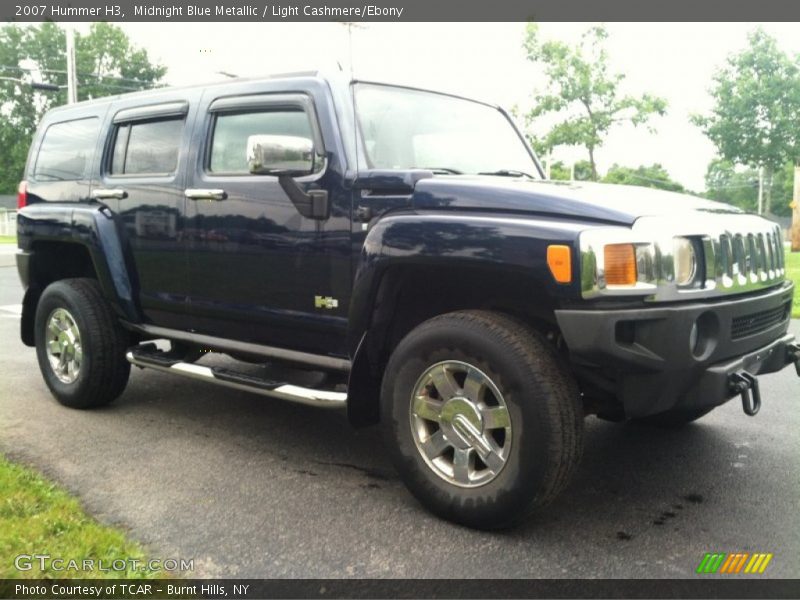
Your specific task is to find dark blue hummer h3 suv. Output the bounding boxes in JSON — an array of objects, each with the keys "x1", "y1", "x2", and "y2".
[{"x1": 15, "y1": 72, "x2": 800, "y2": 528}]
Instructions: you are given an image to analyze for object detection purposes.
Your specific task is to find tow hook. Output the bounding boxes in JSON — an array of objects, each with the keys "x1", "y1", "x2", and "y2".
[
  {"x1": 787, "y1": 342, "x2": 800, "y2": 377},
  {"x1": 728, "y1": 371, "x2": 761, "y2": 416}
]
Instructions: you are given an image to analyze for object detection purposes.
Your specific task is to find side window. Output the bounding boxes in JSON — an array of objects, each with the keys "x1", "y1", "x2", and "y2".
[
  {"x1": 209, "y1": 110, "x2": 312, "y2": 174},
  {"x1": 110, "y1": 117, "x2": 184, "y2": 176},
  {"x1": 33, "y1": 117, "x2": 99, "y2": 181}
]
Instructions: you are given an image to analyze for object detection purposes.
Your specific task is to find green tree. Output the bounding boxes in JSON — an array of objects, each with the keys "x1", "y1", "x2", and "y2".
[
  {"x1": 602, "y1": 163, "x2": 684, "y2": 192},
  {"x1": 703, "y1": 158, "x2": 758, "y2": 211},
  {"x1": 548, "y1": 160, "x2": 570, "y2": 181},
  {"x1": 702, "y1": 158, "x2": 793, "y2": 216},
  {"x1": 692, "y1": 28, "x2": 800, "y2": 214},
  {"x1": 0, "y1": 23, "x2": 165, "y2": 193},
  {"x1": 546, "y1": 159, "x2": 592, "y2": 181},
  {"x1": 769, "y1": 161, "x2": 796, "y2": 217},
  {"x1": 522, "y1": 24, "x2": 667, "y2": 181}
]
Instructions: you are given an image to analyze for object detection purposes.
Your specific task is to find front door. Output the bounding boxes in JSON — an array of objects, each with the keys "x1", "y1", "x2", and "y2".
[{"x1": 183, "y1": 86, "x2": 352, "y2": 356}]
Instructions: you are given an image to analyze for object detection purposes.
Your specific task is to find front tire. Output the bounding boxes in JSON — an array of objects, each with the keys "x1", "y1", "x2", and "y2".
[
  {"x1": 381, "y1": 310, "x2": 583, "y2": 529},
  {"x1": 34, "y1": 278, "x2": 130, "y2": 409}
]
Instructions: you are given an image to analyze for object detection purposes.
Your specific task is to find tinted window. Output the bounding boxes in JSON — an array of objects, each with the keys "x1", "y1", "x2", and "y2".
[
  {"x1": 34, "y1": 117, "x2": 99, "y2": 181},
  {"x1": 111, "y1": 118, "x2": 184, "y2": 175},
  {"x1": 209, "y1": 110, "x2": 312, "y2": 174}
]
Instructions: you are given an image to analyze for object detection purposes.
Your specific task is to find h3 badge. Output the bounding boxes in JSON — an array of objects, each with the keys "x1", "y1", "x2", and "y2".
[{"x1": 314, "y1": 295, "x2": 339, "y2": 310}]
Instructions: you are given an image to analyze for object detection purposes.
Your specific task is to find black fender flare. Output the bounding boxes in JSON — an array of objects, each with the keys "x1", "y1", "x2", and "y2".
[{"x1": 16, "y1": 204, "x2": 140, "y2": 343}]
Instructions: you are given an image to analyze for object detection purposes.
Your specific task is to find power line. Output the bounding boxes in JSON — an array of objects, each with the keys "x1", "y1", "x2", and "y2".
[
  {"x1": 0, "y1": 64, "x2": 160, "y2": 88},
  {"x1": 41, "y1": 68, "x2": 159, "y2": 87},
  {"x1": 0, "y1": 76, "x2": 151, "y2": 93}
]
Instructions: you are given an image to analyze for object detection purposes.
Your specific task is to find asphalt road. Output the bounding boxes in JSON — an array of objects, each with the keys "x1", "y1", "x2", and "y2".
[{"x1": 0, "y1": 260, "x2": 798, "y2": 579}]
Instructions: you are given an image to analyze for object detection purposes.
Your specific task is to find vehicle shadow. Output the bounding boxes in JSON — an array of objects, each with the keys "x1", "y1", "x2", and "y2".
[
  {"x1": 514, "y1": 416, "x2": 735, "y2": 540},
  {"x1": 118, "y1": 361, "x2": 736, "y2": 536}
]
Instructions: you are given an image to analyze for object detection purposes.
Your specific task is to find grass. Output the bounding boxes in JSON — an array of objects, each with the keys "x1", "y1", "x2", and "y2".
[
  {"x1": 0, "y1": 236, "x2": 16, "y2": 244},
  {"x1": 0, "y1": 455, "x2": 161, "y2": 579},
  {"x1": 787, "y1": 247, "x2": 800, "y2": 318}
]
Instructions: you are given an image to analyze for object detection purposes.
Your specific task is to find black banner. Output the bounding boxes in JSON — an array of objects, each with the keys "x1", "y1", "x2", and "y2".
[
  {"x1": 2, "y1": 579, "x2": 800, "y2": 599},
  {"x1": 4, "y1": 0, "x2": 800, "y2": 22}
]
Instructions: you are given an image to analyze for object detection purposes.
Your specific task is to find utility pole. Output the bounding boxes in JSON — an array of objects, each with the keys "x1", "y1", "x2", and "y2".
[
  {"x1": 65, "y1": 27, "x2": 77, "y2": 104},
  {"x1": 757, "y1": 165, "x2": 764, "y2": 215},
  {"x1": 791, "y1": 162, "x2": 800, "y2": 252}
]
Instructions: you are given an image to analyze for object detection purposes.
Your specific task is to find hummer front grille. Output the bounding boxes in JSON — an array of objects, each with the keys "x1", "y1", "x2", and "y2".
[
  {"x1": 704, "y1": 225, "x2": 786, "y2": 295},
  {"x1": 579, "y1": 214, "x2": 788, "y2": 302}
]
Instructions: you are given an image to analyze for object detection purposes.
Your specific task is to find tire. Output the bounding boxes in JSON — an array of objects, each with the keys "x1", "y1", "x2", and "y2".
[
  {"x1": 380, "y1": 310, "x2": 583, "y2": 529},
  {"x1": 34, "y1": 278, "x2": 131, "y2": 409},
  {"x1": 633, "y1": 406, "x2": 714, "y2": 428}
]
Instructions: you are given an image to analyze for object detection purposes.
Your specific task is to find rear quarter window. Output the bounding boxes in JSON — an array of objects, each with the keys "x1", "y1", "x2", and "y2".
[{"x1": 33, "y1": 117, "x2": 99, "y2": 181}]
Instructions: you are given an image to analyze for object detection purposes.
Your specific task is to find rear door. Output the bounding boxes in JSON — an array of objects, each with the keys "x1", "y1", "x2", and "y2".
[
  {"x1": 182, "y1": 81, "x2": 352, "y2": 356},
  {"x1": 99, "y1": 97, "x2": 197, "y2": 328}
]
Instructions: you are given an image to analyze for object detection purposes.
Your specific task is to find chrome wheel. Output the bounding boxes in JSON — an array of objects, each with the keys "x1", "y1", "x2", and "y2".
[
  {"x1": 45, "y1": 308, "x2": 83, "y2": 384},
  {"x1": 409, "y1": 360, "x2": 512, "y2": 488}
]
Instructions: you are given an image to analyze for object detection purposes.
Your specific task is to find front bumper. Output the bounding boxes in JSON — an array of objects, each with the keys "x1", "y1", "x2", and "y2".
[{"x1": 555, "y1": 281, "x2": 797, "y2": 418}]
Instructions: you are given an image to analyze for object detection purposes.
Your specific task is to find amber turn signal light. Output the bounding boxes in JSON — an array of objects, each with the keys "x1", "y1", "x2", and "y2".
[
  {"x1": 604, "y1": 244, "x2": 637, "y2": 285},
  {"x1": 547, "y1": 245, "x2": 572, "y2": 283}
]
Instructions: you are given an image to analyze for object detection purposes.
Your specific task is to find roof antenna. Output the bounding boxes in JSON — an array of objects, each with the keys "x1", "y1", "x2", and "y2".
[
  {"x1": 339, "y1": 22, "x2": 365, "y2": 79},
  {"x1": 337, "y1": 61, "x2": 343, "y2": 72}
]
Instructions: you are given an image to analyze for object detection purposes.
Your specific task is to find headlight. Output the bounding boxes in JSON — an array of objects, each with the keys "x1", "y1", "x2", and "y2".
[
  {"x1": 579, "y1": 227, "x2": 700, "y2": 299},
  {"x1": 673, "y1": 237, "x2": 698, "y2": 286}
]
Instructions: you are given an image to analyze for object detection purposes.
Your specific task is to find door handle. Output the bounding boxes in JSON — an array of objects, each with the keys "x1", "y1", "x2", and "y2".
[
  {"x1": 92, "y1": 188, "x2": 128, "y2": 200},
  {"x1": 185, "y1": 189, "x2": 228, "y2": 201}
]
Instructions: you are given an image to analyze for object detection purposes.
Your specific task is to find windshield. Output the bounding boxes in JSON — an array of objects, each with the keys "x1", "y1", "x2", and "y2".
[{"x1": 353, "y1": 83, "x2": 540, "y2": 177}]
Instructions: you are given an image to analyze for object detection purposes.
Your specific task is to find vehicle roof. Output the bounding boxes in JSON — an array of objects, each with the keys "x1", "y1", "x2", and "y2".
[
  {"x1": 43, "y1": 70, "x2": 331, "y2": 116},
  {"x1": 42, "y1": 70, "x2": 502, "y2": 119}
]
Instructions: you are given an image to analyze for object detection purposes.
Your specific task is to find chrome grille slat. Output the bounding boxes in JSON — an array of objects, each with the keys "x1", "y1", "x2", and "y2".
[
  {"x1": 732, "y1": 234, "x2": 744, "y2": 280},
  {"x1": 766, "y1": 232, "x2": 775, "y2": 274},
  {"x1": 756, "y1": 233, "x2": 767, "y2": 280},
  {"x1": 744, "y1": 235, "x2": 751, "y2": 275}
]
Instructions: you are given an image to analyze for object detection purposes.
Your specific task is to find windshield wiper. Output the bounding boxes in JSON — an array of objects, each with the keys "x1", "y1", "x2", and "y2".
[
  {"x1": 417, "y1": 167, "x2": 463, "y2": 174},
  {"x1": 478, "y1": 169, "x2": 534, "y2": 179}
]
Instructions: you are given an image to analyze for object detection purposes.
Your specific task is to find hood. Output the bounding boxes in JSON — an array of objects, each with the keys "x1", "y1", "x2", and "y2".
[{"x1": 410, "y1": 177, "x2": 742, "y2": 226}]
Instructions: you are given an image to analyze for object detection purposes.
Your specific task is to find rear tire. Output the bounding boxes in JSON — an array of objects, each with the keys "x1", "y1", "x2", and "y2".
[
  {"x1": 633, "y1": 406, "x2": 714, "y2": 428},
  {"x1": 34, "y1": 278, "x2": 130, "y2": 409},
  {"x1": 381, "y1": 310, "x2": 583, "y2": 529}
]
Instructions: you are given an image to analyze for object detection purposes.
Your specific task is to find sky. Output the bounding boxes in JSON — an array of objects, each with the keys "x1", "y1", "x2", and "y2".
[{"x1": 102, "y1": 22, "x2": 800, "y2": 191}]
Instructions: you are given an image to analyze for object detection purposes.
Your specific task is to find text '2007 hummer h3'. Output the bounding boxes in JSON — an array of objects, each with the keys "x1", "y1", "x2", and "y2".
[{"x1": 15, "y1": 72, "x2": 800, "y2": 528}]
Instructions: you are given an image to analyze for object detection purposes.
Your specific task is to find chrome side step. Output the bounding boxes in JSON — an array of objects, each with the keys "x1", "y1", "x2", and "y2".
[
  {"x1": 120, "y1": 322, "x2": 351, "y2": 372},
  {"x1": 125, "y1": 349, "x2": 347, "y2": 409}
]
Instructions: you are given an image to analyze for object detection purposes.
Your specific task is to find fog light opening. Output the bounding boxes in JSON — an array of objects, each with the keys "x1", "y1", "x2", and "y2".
[
  {"x1": 689, "y1": 322, "x2": 699, "y2": 354},
  {"x1": 691, "y1": 312, "x2": 719, "y2": 359}
]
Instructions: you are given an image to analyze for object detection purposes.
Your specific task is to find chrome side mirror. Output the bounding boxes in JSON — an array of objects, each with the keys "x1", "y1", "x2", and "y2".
[
  {"x1": 247, "y1": 135, "x2": 315, "y2": 176},
  {"x1": 246, "y1": 134, "x2": 329, "y2": 220}
]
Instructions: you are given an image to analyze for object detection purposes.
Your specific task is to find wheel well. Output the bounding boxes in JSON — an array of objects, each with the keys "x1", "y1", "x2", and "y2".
[
  {"x1": 21, "y1": 242, "x2": 97, "y2": 346},
  {"x1": 372, "y1": 264, "x2": 557, "y2": 361},
  {"x1": 347, "y1": 264, "x2": 560, "y2": 427}
]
